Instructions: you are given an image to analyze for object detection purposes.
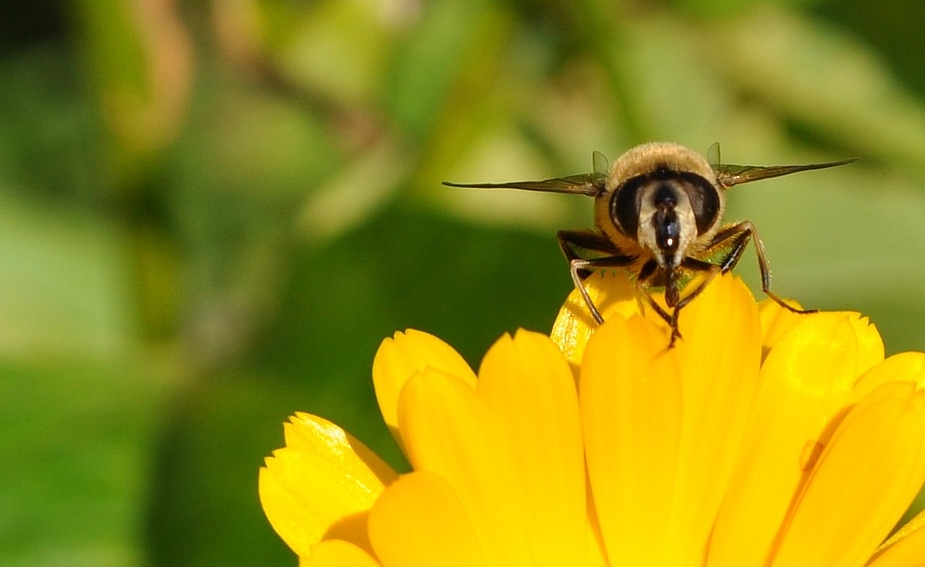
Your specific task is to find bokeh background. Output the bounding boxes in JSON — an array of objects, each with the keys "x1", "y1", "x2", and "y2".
[{"x1": 3, "y1": 0, "x2": 925, "y2": 565}]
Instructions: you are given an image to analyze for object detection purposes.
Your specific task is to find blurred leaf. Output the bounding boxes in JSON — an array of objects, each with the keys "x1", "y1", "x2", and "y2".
[
  {"x1": 262, "y1": 0, "x2": 395, "y2": 106},
  {"x1": 144, "y1": 376, "x2": 299, "y2": 567},
  {"x1": 0, "y1": 356, "x2": 175, "y2": 567},
  {"x1": 73, "y1": 0, "x2": 194, "y2": 177},
  {"x1": 670, "y1": 0, "x2": 818, "y2": 18},
  {"x1": 0, "y1": 192, "x2": 132, "y2": 358},
  {"x1": 160, "y1": 77, "x2": 345, "y2": 355},
  {"x1": 606, "y1": 14, "x2": 729, "y2": 146},
  {"x1": 0, "y1": 48, "x2": 111, "y2": 201},
  {"x1": 812, "y1": 0, "x2": 925, "y2": 99},
  {"x1": 385, "y1": 0, "x2": 512, "y2": 142},
  {"x1": 297, "y1": 137, "x2": 410, "y2": 243},
  {"x1": 708, "y1": 5, "x2": 925, "y2": 174},
  {"x1": 168, "y1": 78, "x2": 339, "y2": 205}
]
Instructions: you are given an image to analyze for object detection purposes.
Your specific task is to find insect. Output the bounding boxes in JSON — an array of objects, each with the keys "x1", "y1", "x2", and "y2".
[{"x1": 444, "y1": 142, "x2": 855, "y2": 343}]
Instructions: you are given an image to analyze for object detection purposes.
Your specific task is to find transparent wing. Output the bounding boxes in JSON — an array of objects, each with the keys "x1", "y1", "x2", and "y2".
[
  {"x1": 443, "y1": 151, "x2": 610, "y2": 196},
  {"x1": 708, "y1": 141, "x2": 856, "y2": 187},
  {"x1": 442, "y1": 172, "x2": 606, "y2": 196},
  {"x1": 713, "y1": 157, "x2": 857, "y2": 188},
  {"x1": 707, "y1": 142, "x2": 723, "y2": 172},
  {"x1": 592, "y1": 150, "x2": 610, "y2": 176}
]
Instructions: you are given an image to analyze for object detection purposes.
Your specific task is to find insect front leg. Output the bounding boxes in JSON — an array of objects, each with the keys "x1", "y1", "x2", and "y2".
[
  {"x1": 701, "y1": 221, "x2": 814, "y2": 315},
  {"x1": 557, "y1": 230, "x2": 635, "y2": 324},
  {"x1": 613, "y1": 258, "x2": 685, "y2": 346},
  {"x1": 637, "y1": 263, "x2": 685, "y2": 346}
]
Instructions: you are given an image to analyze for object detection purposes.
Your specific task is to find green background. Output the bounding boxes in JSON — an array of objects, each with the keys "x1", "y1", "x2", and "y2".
[{"x1": 2, "y1": 0, "x2": 925, "y2": 565}]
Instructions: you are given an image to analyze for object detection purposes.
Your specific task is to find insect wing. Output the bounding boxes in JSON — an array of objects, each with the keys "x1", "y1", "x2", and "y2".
[
  {"x1": 714, "y1": 159, "x2": 856, "y2": 188},
  {"x1": 592, "y1": 150, "x2": 610, "y2": 176},
  {"x1": 707, "y1": 142, "x2": 722, "y2": 170},
  {"x1": 442, "y1": 171, "x2": 606, "y2": 196}
]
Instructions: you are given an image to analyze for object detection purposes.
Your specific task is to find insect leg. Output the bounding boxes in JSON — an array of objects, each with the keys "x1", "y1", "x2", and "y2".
[
  {"x1": 628, "y1": 260, "x2": 686, "y2": 345},
  {"x1": 702, "y1": 221, "x2": 814, "y2": 314},
  {"x1": 676, "y1": 257, "x2": 721, "y2": 310},
  {"x1": 632, "y1": 259, "x2": 716, "y2": 346},
  {"x1": 694, "y1": 224, "x2": 751, "y2": 272},
  {"x1": 637, "y1": 289, "x2": 683, "y2": 345},
  {"x1": 557, "y1": 230, "x2": 634, "y2": 324}
]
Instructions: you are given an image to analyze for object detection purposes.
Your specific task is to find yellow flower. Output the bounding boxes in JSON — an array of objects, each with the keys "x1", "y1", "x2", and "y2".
[{"x1": 259, "y1": 272, "x2": 925, "y2": 566}]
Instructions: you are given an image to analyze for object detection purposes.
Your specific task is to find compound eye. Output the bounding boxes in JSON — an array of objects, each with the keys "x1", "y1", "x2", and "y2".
[
  {"x1": 611, "y1": 176, "x2": 644, "y2": 238},
  {"x1": 679, "y1": 172, "x2": 721, "y2": 235}
]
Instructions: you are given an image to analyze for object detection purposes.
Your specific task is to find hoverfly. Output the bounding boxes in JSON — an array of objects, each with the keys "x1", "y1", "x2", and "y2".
[{"x1": 444, "y1": 142, "x2": 855, "y2": 343}]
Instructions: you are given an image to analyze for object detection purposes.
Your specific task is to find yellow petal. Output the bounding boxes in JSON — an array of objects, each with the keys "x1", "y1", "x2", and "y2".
[
  {"x1": 709, "y1": 312, "x2": 871, "y2": 567},
  {"x1": 847, "y1": 314, "x2": 885, "y2": 373},
  {"x1": 851, "y1": 352, "x2": 925, "y2": 404},
  {"x1": 396, "y1": 367, "x2": 531, "y2": 566},
  {"x1": 299, "y1": 540, "x2": 381, "y2": 567},
  {"x1": 581, "y1": 312, "x2": 683, "y2": 565},
  {"x1": 758, "y1": 296, "x2": 805, "y2": 351},
  {"x1": 759, "y1": 300, "x2": 884, "y2": 373},
  {"x1": 581, "y1": 273, "x2": 762, "y2": 565},
  {"x1": 867, "y1": 507, "x2": 925, "y2": 567},
  {"x1": 477, "y1": 330, "x2": 589, "y2": 566},
  {"x1": 368, "y1": 471, "x2": 488, "y2": 567},
  {"x1": 550, "y1": 271, "x2": 642, "y2": 370},
  {"x1": 772, "y1": 381, "x2": 925, "y2": 566},
  {"x1": 259, "y1": 414, "x2": 398, "y2": 558},
  {"x1": 665, "y1": 273, "x2": 763, "y2": 564},
  {"x1": 372, "y1": 329, "x2": 477, "y2": 446}
]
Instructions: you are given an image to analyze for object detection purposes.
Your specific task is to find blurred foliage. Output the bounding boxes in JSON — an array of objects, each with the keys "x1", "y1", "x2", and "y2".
[{"x1": 2, "y1": 0, "x2": 925, "y2": 566}]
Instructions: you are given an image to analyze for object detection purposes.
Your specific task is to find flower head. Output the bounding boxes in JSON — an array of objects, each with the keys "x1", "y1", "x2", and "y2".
[{"x1": 259, "y1": 272, "x2": 925, "y2": 566}]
